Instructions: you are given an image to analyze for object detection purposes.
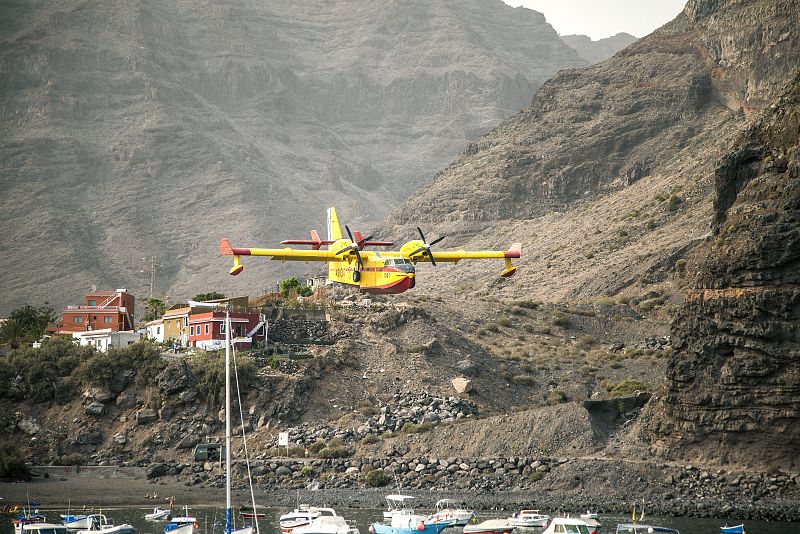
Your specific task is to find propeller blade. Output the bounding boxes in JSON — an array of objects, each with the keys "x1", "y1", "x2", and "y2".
[
  {"x1": 430, "y1": 235, "x2": 445, "y2": 246},
  {"x1": 345, "y1": 225, "x2": 356, "y2": 243},
  {"x1": 428, "y1": 249, "x2": 437, "y2": 266},
  {"x1": 334, "y1": 246, "x2": 351, "y2": 255},
  {"x1": 409, "y1": 246, "x2": 426, "y2": 257},
  {"x1": 354, "y1": 247, "x2": 364, "y2": 269},
  {"x1": 417, "y1": 227, "x2": 427, "y2": 243}
]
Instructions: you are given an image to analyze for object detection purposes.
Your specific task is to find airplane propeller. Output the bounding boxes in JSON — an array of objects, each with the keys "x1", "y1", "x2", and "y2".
[
  {"x1": 409, "y1": 227, "x2": 445, "y2": 266},
  {"x1": 334, "y1": 225, "x2": 365, "y2": 269}
]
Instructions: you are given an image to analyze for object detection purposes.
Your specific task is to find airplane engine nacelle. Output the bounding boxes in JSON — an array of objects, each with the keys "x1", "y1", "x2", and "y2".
[{"x1": 400, "y1": 240, "x2": 425, "y2": 259}]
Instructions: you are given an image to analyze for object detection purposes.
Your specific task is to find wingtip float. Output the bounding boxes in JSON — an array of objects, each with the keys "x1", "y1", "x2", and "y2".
[{"x1": 220, "y1": 207, "x2": 521, "y2": 294}]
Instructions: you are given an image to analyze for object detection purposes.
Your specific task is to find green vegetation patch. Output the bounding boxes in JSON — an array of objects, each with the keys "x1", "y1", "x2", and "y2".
[{"x1": 608, "y1": 379, "x2": 650, "y2": 397}]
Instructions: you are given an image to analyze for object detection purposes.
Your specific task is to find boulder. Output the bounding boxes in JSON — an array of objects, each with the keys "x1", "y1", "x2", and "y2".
[
  {"x1": 275, "y1": 465, "x2": 292, "y2": 477},
  {"x1": 85, "y1": 402, "x2": 106, "y2": 416},
  {"x1": 451, "y1": 377, "x2": 473, "y2": 394},
  {"x1": 157, "y1": 360, "x2": 194, "y2": 396},
  {"x1": 136, "y1": 408, "x2": 159, "y2": 425},
  {"x1": 454, "y1": 359, "x2": 477, "y2": 376},
  {"x1": 17, "y1": 418, "x2": 40, "y2": 435},
  {"x1": 146, "y1": 463, "x2": 170, "y2": 479},
  {"x1": 113, "y1": 433, "x2": 127, "y2": 445},
  {"x1": 83, "y1": 386, "x2": 113, "y2": 403}
]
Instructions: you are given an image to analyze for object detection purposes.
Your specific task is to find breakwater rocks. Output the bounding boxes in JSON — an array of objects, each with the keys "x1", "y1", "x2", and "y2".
[
  {"x1": 145, "y1": 456, "x2": 800, "y2": 521},
  {"x1": 274, "y1": 393, "x2": 479, "y2": 446}
]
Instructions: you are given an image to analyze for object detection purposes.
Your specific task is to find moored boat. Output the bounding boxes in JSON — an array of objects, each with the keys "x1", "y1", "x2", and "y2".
[
  {"x1": 144, "y1": 509, "x2": 172, "y2": 522},
  {"x1": 280, "y1": 506, "x2": 322, "y2": 533},
  {"x1": 164, "y1": 516, "x2": 197, "y2": 534},
  {"x1": 382, "y1": 495, "x2": 416, "y2": 521},
  {"x1": 240, "y1": 506, "x2": 266, "y2": 520},
  {"x1": 61, "y1": 516, "x2": 91, "y2": 530},
  {"x1": 463, "y1": 519, "x2": 515, "y2": 534},
  {"x1": 541, "y1": 518, "x2": 597, "y2": 534},
  {"x1": 720, "y1": 525, "x2": 745, "y2": 534},
  {"x1": 291, "y1": 509, "x2": 359, "y2": 534},
  {"x1": 429, "y1": 500, "x2": 476, "y2": 527},
  {"x1": 371, "y1": 513, "x2": 450, "y2": 534},
  {"x1": 579, "y1": 512, "x2": 599, "y2": 521},
  {"x1": 507, "y1": 511, "x2": 550, "y2": 529},
  {"x1": 75, "y1": 515, "x2": 135, "y2": 534},
  {"x1": 15, "y1": 523, "x2": 68, "y2": 534}
]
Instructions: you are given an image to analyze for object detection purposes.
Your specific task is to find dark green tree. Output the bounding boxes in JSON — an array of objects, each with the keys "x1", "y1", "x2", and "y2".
[
  {"x1": 142, "y1": 297, "x2": 166, "y2": 322},
  {"x1": 0, "y1": 441, "x2": 31, "y2": 480},
  {"x1": 0, "y1": 318, "x2": 27, "y2": 349},
  {"x1": 280, "y1": 277, "x2": 313, "y2": 297},
  {"x1": 193, "y1": 292, "x2": 226, "y2": 302},
  {"x1": 9, "y1": 303, "x2": 57, "y2": 341}
]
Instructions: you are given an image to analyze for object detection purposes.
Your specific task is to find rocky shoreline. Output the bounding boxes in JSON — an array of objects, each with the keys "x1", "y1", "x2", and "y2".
[{"x1": 140, "y1": 456, "x2": 800, "y2": 522}]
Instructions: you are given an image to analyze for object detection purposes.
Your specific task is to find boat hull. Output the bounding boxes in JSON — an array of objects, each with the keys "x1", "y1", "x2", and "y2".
[
  {"x1": 372, "y1": 522, "x2": 448, "y2": 534},
  {"x1": 720, "y1": 526, "x2": 744, "y2": 534}
]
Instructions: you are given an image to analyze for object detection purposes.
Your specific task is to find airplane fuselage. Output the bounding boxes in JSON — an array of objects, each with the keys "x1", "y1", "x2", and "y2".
[{"x1": 328, "y1": 252, "x2": 416, "y2": 294}]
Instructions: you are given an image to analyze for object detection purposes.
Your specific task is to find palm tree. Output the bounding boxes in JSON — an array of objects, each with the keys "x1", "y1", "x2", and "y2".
[{"x1": 0, "y1": 318, "x2": 27, "y2": 349}]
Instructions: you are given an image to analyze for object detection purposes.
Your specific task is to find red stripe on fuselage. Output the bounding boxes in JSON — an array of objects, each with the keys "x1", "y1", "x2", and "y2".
[{"x1": 362, "y1": 275, "x2": 414, "y2": 295}]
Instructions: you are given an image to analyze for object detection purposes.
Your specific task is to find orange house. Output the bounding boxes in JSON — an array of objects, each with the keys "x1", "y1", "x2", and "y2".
[{"x1": 61, "y1": 289, "x2": 135, "y2": 332}]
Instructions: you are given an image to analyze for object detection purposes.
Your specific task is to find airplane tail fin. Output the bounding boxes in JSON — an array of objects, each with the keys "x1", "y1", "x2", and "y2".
[{"x1": 327, "y1": 207, "x2": 343, "y2": 241}]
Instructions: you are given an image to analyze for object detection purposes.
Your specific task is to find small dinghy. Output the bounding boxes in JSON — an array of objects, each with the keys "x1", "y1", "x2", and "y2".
[
  {"x1": 720, "y1": 525, "x2": 745, "y2": 534},
  {"x1": 463, "y1": 520, "x2": 515, "y2": 534}
]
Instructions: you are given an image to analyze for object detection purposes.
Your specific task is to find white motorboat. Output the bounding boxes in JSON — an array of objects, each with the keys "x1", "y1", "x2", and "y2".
[
  {"x1": 61, "y1": 515, "x2": 91, "y2": 530},
  {"x1": 579, "y1": 512, "x2": 599, "y2": 521},
  {"x1": 16, "y1": 523, "x2": 69, "y2": 534},
  {"x1": 164, "y1": 516, "x2": 197, "y2": 534},
  {"x1": 280, "y1": 506, "x2": 322, "y2": 532},
  {"x1": 382, "y1": 495, "x2": 415, "y2": 521},
  {"x1": 428, "y1": 500, "x2": 476, "y2": 527},
  {"x1": 291, "y1": 509, "x2": 358, "y2": 534},
  {"x1": 507, "y1": 511, "x2": 550, "y2": 529},
  {"x1": 615, "y1": 525, "x2": 679, "y2": 534},
  {"x1": 462, "y1": 519, "x2": 515, "y2": 534},
  {"x1": 540, "y1": 518, "x2": 597, "y2": 534},
  {"x1": 76, "y1": 515, "x2": 135, "y2": 534},
  {"x1": 145, "y1": 509, "x2": 172, "y2": 521}
]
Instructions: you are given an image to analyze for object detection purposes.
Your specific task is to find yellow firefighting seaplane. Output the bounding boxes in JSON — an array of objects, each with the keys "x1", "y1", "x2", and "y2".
[{"x1": 220, "y1": 208, "x2": 521, "y2": 295}]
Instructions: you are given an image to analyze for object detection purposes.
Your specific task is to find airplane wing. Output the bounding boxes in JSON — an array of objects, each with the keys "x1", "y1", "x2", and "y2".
[
  {"x1": 402, "y1": 243, "x2": 521, "y2": 277},
  {"x1": 220, "y1": 239, "x2": 343, "y2": 275}
]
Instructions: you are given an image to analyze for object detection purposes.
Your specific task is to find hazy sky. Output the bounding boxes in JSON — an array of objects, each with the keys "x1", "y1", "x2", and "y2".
[{"x1": 505, "y1": 0, "x2": 687, "y2": 40}]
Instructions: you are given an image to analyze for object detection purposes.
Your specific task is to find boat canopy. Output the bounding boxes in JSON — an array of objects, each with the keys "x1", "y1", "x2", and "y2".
[{"x1": 386, "y1": 495, "x2": 414, "y2": 502}]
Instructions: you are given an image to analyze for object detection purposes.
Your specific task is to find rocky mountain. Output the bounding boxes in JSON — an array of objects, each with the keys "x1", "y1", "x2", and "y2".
[
  {"x1": 560, "y1": 32, "x2": 638, "y2": 64},
  {"x1": 648, "y1": 70, "x2": 800, "y2": 469},
  {"x1": 0, "y1": 0, "x2": 586, "y2": 314},
  {"x1": 380, "y1": 0, "x2": 798, "y2": 304},
  {"x1": 377, "y1": 0, "x2": 799, "y2": 468}
]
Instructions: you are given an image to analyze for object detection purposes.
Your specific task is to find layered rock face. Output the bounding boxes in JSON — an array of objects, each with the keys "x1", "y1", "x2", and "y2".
[
  {"x1": 386, "y1": 0, "x2": 799, "y2": 229},
  {"x1": 0, "y1": 0, "x2": 585, "y2": 312},
  {"x1": 560, "y1": 33, "x2": 638, "y2": 64},
  {"x1": 649, "y1": 71, "x2": 800, "y2": 468}
]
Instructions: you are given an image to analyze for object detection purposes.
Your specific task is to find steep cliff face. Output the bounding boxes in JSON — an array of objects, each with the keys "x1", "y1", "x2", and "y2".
[
  {"x1": 560, "y1": 33, "x2": 638, "y2": 64},
  {"x1": 648, "y1": 70, "x2": 800, "y2": 468},
  {"x1": 0, "y1": 0, "x2": 585, "y2": 313}
]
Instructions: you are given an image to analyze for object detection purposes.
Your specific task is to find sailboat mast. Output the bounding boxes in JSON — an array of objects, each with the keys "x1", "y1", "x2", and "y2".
[{"x1": 225, "y1": 306, "x2": 232, "y2": 534}]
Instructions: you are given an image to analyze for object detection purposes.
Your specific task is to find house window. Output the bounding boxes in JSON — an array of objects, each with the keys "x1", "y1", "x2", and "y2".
[
  {"x1": 88, "y1": 300, "x2": 97, "y2": 306},
  {"x1": 220, "y1": 322, "x2": 226, "y2": 334},
  {"x1": 104, "y1": 316, "x2": 113, "y2": 324},
  {"x1": 156, "y1": 326, "x2": 161, "y2": 335},
  {"x1": 184, "y1": 317, "x2": 188, "y2": 327},
  {"x1": 190, "y1": 326, "x2": 195, "y2": 335},
  {"x1": 74, "y1": 316, "x2": 82, "y2": 323},
  {"x1": 204, "y1": 324, "x2": 209, "y2": 334}
]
